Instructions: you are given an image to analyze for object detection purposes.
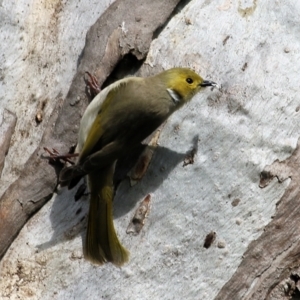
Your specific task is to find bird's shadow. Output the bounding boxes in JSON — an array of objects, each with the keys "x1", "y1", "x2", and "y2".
[{"x1": 36, "y1": 135, "x2": 198, "y2": 252}]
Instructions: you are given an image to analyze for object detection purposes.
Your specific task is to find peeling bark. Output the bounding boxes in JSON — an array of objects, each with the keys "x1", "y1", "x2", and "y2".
[
  {"x1": 0, "y1": 109, "x2": 16, "y2": 176},
  {"x1": 215, "y1": 141, "x2": 300, "y2": 300}
]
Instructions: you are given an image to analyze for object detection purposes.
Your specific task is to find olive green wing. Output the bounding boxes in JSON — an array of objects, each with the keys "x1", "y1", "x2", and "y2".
[
  {"x1": 79, "y1": 89, "x2": 115, "y2": 162},
  {"x1": 79, "y1": 78, "x2": 141, "y2": 162}
]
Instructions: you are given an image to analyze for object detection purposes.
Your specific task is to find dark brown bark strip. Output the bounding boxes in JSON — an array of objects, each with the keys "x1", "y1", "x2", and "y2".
[{"x1": 215, "y1": 141, "x2": 300, "y2": 300}]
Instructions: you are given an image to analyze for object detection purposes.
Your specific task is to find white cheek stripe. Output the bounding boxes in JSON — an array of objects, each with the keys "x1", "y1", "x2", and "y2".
[{"x1": 167, "y1": 88, "x2": 181, "y2": 104}]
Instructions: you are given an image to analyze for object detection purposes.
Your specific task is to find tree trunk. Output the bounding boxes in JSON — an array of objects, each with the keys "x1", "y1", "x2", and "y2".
[{"x1": 1, "y1": 1, "x2": 300, "y2": 299}]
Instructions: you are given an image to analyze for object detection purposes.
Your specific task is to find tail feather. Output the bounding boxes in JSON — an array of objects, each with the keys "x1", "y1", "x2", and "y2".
[{"x1": 84, "y1": 165, "x2": 129, "y2": 266}]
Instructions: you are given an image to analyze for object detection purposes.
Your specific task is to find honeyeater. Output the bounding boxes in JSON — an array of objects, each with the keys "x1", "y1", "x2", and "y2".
[{"x1": 60, "y1": 67, "x2": 217, "y2": 266}]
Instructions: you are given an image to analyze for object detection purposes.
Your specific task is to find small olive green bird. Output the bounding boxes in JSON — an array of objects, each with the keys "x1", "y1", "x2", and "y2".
[{"x1": 60, "y1": 67, "x2": 217, "y2": 266}]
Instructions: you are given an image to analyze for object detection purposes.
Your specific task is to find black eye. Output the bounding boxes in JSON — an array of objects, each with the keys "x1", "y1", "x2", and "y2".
[{"x1": 186, "y1": 78, "x2": 193, "y2": 84}]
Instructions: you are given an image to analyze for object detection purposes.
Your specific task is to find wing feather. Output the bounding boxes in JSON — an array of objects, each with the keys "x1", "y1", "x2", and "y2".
[{"x1": 79, "y1": 89, "x2": 114, "y2": 161}]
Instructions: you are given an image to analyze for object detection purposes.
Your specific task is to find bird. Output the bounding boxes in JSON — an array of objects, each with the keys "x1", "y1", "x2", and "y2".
[{"x1": 59, "y1": 67, "x2": 217, "y2": 266}]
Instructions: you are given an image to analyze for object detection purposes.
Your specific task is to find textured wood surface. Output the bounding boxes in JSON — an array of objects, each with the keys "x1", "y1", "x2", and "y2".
[{"x1": 1, "y1": 0, "x2": 300, "y2": 299}]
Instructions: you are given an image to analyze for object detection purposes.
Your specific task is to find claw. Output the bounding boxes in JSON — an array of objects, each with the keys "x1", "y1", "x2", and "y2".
[
  {"x1": 42, "y1": 147, "x2": 78, "y2": 165},
  {"x1": 85, "y1": 72, "x2": 101, "y2": 98}
]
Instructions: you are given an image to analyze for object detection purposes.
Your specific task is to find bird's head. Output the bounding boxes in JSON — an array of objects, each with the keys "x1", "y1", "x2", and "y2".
[{"x1": 157, "y1": 67, "x2": 217, "y2": 105}]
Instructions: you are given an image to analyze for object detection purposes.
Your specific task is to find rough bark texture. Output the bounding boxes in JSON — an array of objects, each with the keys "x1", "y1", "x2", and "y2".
[
  {"x1": 2, "y1": 0, "x2": 300, "y2": 299},
  {"x1": 0, "y1": 110, "x2": 16, "y2": 175},
  {"x1": 216, "y1": 142, "x2": 300, "y2": 300}
]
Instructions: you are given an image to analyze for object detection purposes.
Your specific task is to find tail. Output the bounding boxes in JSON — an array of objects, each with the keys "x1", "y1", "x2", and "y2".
[{"x1": 84, "y1": 164, "x2": 129, "y2": 266}]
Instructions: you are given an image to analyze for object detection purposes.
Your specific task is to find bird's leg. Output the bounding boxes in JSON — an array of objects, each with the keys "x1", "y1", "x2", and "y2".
[
  {"x1": 127, "y1": 124, "x2": 164, "y2": 186},
  {"x1": 81, "y1": 141, "x2": 121, "y2": 172},
  {"x1": 84, "y1": 72, "x2": 101, "y2": 98},
  {"x1": 42, "y1": 147, "x2": 78, "y2": 165},
  {"x1": 59, "y1": 142, "x2": 122, "y2": 189}
]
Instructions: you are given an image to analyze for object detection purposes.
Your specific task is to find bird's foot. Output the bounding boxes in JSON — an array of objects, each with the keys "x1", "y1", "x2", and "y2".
[
  {"x1": 85, "y1": 72, "x2": 101, "y2": 98},
  {"x1": 42, "y1": 147, "x2": 78, "y2": 165}
]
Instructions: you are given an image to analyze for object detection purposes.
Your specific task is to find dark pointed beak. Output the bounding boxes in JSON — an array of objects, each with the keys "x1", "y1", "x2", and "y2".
[{"x1": 200, "y1": 80, "x2": 218, "y2": 87}]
